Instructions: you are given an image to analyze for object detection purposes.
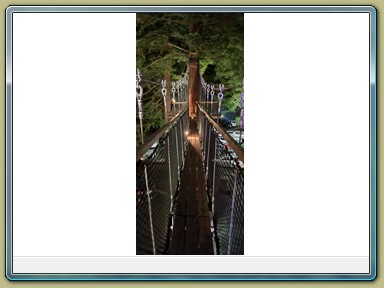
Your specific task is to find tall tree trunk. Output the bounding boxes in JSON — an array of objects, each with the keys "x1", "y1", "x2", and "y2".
[
  {"x1": 188, "y1": 59, "x2": 200, "y2": 118},
  {"x1": 188, "y1": 14, "x2": 201, "y2": 119}
]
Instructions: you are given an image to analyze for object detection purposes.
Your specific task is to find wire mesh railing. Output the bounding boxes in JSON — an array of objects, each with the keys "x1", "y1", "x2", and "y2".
[
  {"x1": 136, "y1": 107, "x2": 189, "y2": 255},
  {"x1": 136, "y1": 67, "x2": 189, "y2": 255},
  {"x1": 136, "y1": 67, "x2": 244, "y2": 255},
  {"x1": 198, "y1": 104, "x2": 244, "y2": 255}
]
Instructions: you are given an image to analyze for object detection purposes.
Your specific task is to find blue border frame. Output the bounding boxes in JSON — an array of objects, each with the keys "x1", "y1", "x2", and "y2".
[{"x1": 5, "y1": 5, "x2": 377, "y2": 281}]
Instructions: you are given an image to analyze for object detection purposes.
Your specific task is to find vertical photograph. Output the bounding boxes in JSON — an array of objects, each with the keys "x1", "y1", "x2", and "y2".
[{"x1": 136, "y1": 13, "x2": 244, "y2": 255}]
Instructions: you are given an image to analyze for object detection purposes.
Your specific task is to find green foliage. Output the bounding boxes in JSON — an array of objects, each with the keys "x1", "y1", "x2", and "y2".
[{"x1": 136, "y1": 13, "x2": 244, "y2": 143}]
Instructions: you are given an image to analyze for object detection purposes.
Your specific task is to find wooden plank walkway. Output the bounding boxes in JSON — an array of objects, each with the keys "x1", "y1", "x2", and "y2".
[{"x1": 167, "y1": 119, "x2": 214, "y2": 255}]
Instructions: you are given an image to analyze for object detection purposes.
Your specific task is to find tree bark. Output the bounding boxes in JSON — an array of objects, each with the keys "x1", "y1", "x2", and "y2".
[
  {"x1": 187, "y1": 15, "x2": 202, "y2": 119},
  {"x1": 188, "y1": 59, "x2": 200, "y2": 118}
]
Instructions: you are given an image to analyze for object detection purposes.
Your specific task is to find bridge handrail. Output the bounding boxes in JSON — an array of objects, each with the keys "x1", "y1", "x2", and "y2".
[
  {"x1": 198, "y1": 104, "x2": 244, "y2": 163},
  {"x1": 136, "y1": 106, "x2": 188, "y2": 162}
]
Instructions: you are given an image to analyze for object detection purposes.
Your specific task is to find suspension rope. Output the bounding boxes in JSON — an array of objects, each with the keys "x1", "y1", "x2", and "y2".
[
  {"x1": 161, "y1": 80, "x2": 167, "y2": 122},
  {"x1": 239, "y1": 80, "x2": 244, "y2": 143},
  {"x1": 205, "y1": 85, "x2": 214, "y2": 181},
  {"x1": 176, "y1": 80, "x2": 181, "y2": 113},
  {"x1": 143, "y1": 159, "x2": 156, "y2": 255},
  {"x1": 211, "y1": 136, "x2": 218, "y2": 217},
  {"x1": 137, "y1": 69, "x2": 156, "y2": 255},
  {"x1": 171, "y1": 81, "x2": 176, "y2": 115},
  {"x1": 218, "y1": 84, "x2": 224, "y2": 123},
  {"x1": 167, "y1": 131, "x2": 174, "y2": 212},
  {"x1": 136, "y1": 69, "x2": 144, "y2": 144},
  {"x1": 227, "y1": 167, "x2": 239, "y2": 255}
]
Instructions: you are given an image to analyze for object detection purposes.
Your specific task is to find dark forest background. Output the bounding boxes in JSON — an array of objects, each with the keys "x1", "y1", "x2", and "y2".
[{"x1": 136, "y1": 13, "x2": 244, "y2": 142}]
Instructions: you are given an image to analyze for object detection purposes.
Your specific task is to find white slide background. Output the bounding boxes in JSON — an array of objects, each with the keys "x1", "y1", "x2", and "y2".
[{"x1": 12, "y1": 11, "x2": 370, "y2": 269}]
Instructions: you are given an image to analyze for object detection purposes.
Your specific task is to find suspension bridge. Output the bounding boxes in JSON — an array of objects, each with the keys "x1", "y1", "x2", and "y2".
[{"x1": 136, "y1": 66, "x2": 244, "y2": 255}]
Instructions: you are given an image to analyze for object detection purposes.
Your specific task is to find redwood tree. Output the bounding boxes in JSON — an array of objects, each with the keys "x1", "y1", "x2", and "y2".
[{"x1": 136, "y1": 13, "x2": 244, "y2": 142}]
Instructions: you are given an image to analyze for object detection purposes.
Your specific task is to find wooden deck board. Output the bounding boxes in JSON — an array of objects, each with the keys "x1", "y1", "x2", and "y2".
[
  {"x1": 168, "y1": 216, "x2": 185, "y2": 255},
  {"x1": 184, "y1": 217, "x2": 199, "y2": 254},
  {"x1": 198, "y1": 216, "x2": 213, "y2": 254},
  {"x1": 167, "y1": 119, "x2": 213, "y2": 255}
]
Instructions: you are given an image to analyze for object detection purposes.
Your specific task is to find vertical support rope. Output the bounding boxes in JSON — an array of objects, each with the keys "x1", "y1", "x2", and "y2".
[
  {"x1": 211, "y1": 133, "x2": 218, "y2": 255},
  {"x1": 227, "y1": 167, "x2": 239, "y2": 255},
  {"x1": 162, "y1": 80, "x2": 174, "y2": 211},
  {"x1": 203, "y1": 84, "x2": 210, "y2": 159},
  {"x1": 211, "y1": 136, "x2": 218, "y2": 216},
  {"x1": 176, "y1": 80, "x2": 181, "y2": 113},
  {"x1": 136, "y1": 70, "x2": 144, "y2": 144},
  {"x1": 210, "y1": 84, "x2": 215, "y2": 115},
  {"x1": 167, "y1": 134, "x2": 174, "y2": 212},
  {"x1": 205, "y1": 85, "x2": 214, "y2": 179},
  {"x1": 206, "y1": 84, "x2": 210, "y2": 107},
  {"x1": 180, "y1": 111, "x2": 184, "y2": 163},
  {"x1": 161, "y1": 80, "x2": 167, "y2": 122},
  {"x1": 206, "y1": 128, "x2": 211, "y2": 180},
  {"x1": 143, "y1": 162, "x2": 156, "y2": 255},
  {"x1": 136, "y1": 69, "x2": 156, "y2": 255},
  {"x1": 218, "y1": 84, "x2": 224, "y2": 124},
  {"x1": 200, "y1": 78, "x2": 206, "y2": 133},
  {"x1": 175, "y1": 121, "x2": 180, "y2": 178},
  {"x1": 171, "y1": 81, "x2": 176, "y2": 115},
  {"x1": 239, "y1": 80, "x2": 244, "y2": 144}
]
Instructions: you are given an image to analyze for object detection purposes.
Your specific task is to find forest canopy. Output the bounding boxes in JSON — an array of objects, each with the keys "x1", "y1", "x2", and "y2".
[{"x1": 136, "y1": 13, "x2": 244, "y2": 141}]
